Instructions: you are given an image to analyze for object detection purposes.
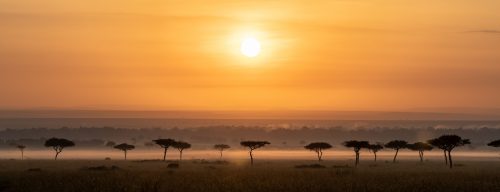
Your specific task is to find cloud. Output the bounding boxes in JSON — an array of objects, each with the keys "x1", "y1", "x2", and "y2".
[{"x1": 464, "y1": 30, "x2": 500, "y2": 34}]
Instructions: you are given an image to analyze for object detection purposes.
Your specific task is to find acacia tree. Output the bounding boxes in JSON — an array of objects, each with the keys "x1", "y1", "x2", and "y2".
[
  {"x1": 153, "y1": 138, "x2": 176, "y2": 161},
  {"x1": 342, "y1": 140, "x2": 369, "y2": 167},
  {"x1": 214, "y1": 144, "x2": 231, "y2": 159},
  {"x1": 429, "y1": 135, "x2": 470, "y2": 168},
  {"x1": 385, "y1": 140, "x2": 408, "y2": 163},
  {"x1": 105, "y1": 141, "x2": 116, "y2": 148},
  {"x1": 173, "y1": 141, "x2": 191, "y2": 160},
  {"x1": 16, "y1": 145, "x2": 26, "y2": 160},
  {"x1": 407, "y1": 142, "x2": 433, "y2": 162},
  {"x1": 114, "y1": 143, "x2": 135, "y2": 160},
  {"x1": 488, "y1": 139, "x2": 500, "y2": 148},
  {"x1": 240, "y1": 141, "x2": 270, "y2": 165},
  {"x1": 44, "y1": 138, "x2": 75, "y2": 160},
  {"x1": 304, "y1": 142, "x2": 332, "y2": 161},
  {"x1": 428, "y1": 138, "x2": 448, "y2": 165},
  {"x1": 367, "y1": 143, "x2": 384, "y2": 162}
]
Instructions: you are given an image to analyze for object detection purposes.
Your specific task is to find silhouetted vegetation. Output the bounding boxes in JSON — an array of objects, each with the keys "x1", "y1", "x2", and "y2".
[
  {"x1": 342, "y1": 140, "x2": 369, "y2": 167},
  {"x1": 488, "y1": 139, "x2": 500, "y2": 147},
  {"x1": 44, "y1": 138, "x2": 75, "y2": 160},
  {"x1": 429, "y1": 135, "x2": 471, "y2": 168},
  {"x1": 367, "y1": 143, "x2": 384, "y2": 162},
  {"x1": 304, "y1": 142, "x2": 332, "y2": 161},
  {"x1": 172, "y1": 141, "x2": 191, "y2": 160},
  {"x1": 240, "y1": 141, "x2": 270, "y2": 165},
  {"x1": 16, "y1": 144, "x2": 26, "y2": 160},
  {"x1": 385, "y1": 140, "x2": 408, "y2": 163},
  {"x1": 153, "y1": 138, "x2": 176, "y2": 161},
  {"x1": 105, "y1": 141, "x2": 116, "y2": 147},
  {"x1": 114, "y1": 143, "x2": 135, "y2": 160},
  {"x1": 213, "y1": 144, "x2": 231, "y2": 159},
  {"x1": 407, "y1": 142, "x2": 433, "y2": 162}
]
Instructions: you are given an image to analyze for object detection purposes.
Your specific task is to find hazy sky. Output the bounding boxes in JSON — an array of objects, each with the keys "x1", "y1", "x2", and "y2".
[{"x1": 1, "y1": 0, "x2": 499, "y2": 111}]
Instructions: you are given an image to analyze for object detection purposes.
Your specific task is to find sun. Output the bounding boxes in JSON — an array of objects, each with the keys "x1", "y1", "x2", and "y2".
[{"x1": 240, "y1": 37, "x2": 261, "y2": 57}]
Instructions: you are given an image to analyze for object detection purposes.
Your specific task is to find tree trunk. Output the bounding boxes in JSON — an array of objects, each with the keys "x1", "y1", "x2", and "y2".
[
  {"x1": 220, "y1": 150, "x2": 223, "y2": 159},
  {"x1": 21, "y1": 150, "x2": 24, "y2": 160},
  {"x1": 317, "y1": 150, "x2": 322, "y2": 161},
  {"x1": 124, "y1": 150, "x2": 127, "y2": 160},
  {"x1": 249, "y1": 150, "x2": 254, "y2": 165},
  {"x1": 443, "y1": 150, "x2": 448, "y2": 165},
  {"x1": 355, "y1": 152, "x2": 359, "y2": 167},
  {"x1": 393, "y1": 149, "x2": 399, "y2": 163},
  {"x1": 448, "y1": 150, "x2": 453, "y2": 169},
  {"x1": 374, "y1": 152, "x2": 377, "y2": 162},
  {"x1": 163, "y1": 148, "x2": 167, "y2": 161},
  {"x1": 419, "y1": 151, "x2": 423, "y2": 162},
  {"x1": 54, "y1": 151, "x2": 60, "y2": 160},
  {"x1": 179, "y1": 150, "x2": 183, "y2": 160}
]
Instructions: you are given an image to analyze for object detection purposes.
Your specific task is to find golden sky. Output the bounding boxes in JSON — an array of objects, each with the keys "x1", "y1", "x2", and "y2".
[{"x1": 1, "y1": 0, "x2": 499, "y2": 111}]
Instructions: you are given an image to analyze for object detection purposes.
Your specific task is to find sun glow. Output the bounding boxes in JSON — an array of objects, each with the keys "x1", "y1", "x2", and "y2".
[{"x1": 240, "y1": 37, "x2": 261, "y2": 57}]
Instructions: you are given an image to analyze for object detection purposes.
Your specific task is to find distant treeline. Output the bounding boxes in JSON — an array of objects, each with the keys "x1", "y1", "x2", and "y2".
[{"x1": 1, "y1": 126, "x2": 499, "y2": 150}]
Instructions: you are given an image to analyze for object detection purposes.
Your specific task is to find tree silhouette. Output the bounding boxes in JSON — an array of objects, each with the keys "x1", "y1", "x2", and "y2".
[
  {"x1": 304, "y1": 142, "x2": 332, "y2": 161},
  {"x1": 153, "y1": 138, "x2": 176, "y2": 161},
  {"x1": 16, "y1": 145, "x2": 26, "y2": 160},
  {"x1": 342, "y1": 140, "x2": 369, "y2": 167},
  {"x1": 429, "y1": 135, "x2": 470, "y2": 168},
  {"x1": 367, "y1": 143, "x2": 383, "y2": 162},
  {"x1": 428, "y1": 137, "x2": 449, "y2": 165},
  {"x1": 487, "y1": 139, "x2": 500, "y2": 148},
  {"x1": 240, "y1": 141, "x2": 270, "y2": 165},
  {"x1": 407, "y1": 142, "x2": 433, "y2": 162},
  {"x1": 105, "y1": 141, "x2": 116, "y2": 148},
  {"x1": 172, "y1": 141, "x2": 191, "y2": 160},
  {"x1": 214, "y1": 144, "x2": 231, "y2": 159},
  {"x1": 44, "y1": 138, "x2": 75, "y2": 160},
  {"x1": 114, "y1": 143, "x2": 135, "y2": 160},
  {"x1": 385, "y1": 140, "x2": 408, "y2": 163}
]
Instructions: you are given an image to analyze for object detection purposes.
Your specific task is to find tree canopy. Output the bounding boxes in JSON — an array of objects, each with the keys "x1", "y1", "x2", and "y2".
[
  {"x1": 44, "y1": 138, "x2": 75, "y2": 160},
  {"x1": 240, "y1": 141, "x2": 270, "y2": 150},
  {"x1": 428, "y1": 135, "x2": 470, "y2": 168},
  {"x1": 342, "y1": 140, "x2": 369, "y2": 166},
  {"x1": 240, "y1": 141, "x2": 270, "y2": 165},
  {"x1": 173, "y1": 141, "x2": 191, "y2": 160},
  {"x1": 153, "y1": 138, "x2": 177, "y2": 161},
  {"x1": 487, "y1": 139, "x2": 500, "y2": 147},
  {"x1": 114, "y1": 143, "x2": 135, "y2": 160},
  {"x1": 304, "y1": 142, "x2": 332, "y2": 161}
]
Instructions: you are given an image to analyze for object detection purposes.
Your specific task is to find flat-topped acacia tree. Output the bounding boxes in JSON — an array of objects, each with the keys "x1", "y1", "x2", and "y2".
[
  {"x1": 428, "y1": 137, "x2": 449, "y2": 165},
  {"x1": 240, "y1": 141, "x2": 270, "y2": 165},
  {"x1": 172, "y1": 141, "x2": 191, "y2": 161},
  {"x1": 429, "y1": 135, "x2": 470, "y2": 168},
  {"x1": 114, "y1": 143, "x2": 135, "y2": 160},
  {"x1": 407, "y1": 142, "x2": 433, "y2": 162},
  {"x1": 304, "y1": 142, "x2": 332, "y2": 161},
  {"x1": 488, "y1": 139, "x2": 500, "y2": 148},
  {"x1": 153, "y1": 138, "x2": 176, "y2": 161},
  {"x1": 214, "y1": 144, "x2": 231, "y2": 159},
  {"x1": 342, "y1": 140, "x2": 369, "y2": 167},
  {"x1": 44, "y1": 138, "x2": 75, "y2": 160},
  {"x1": 16, "y1": 144, "x2": 26, "y2": 160},
  {"x1": 367, "y1": 143, "x2": 384, "y2": 162},
  {"x1": 385, "y1": 140, "x2": 408, "y2": 163}
]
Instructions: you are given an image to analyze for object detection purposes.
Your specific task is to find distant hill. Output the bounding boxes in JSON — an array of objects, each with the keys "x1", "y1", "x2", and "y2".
[{"x1": 0, "y1": 109, "x2": 499, "y2": 120}]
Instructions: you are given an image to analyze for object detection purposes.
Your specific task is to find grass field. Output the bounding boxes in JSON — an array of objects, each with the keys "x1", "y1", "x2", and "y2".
[{"x1": 0, "y1": 159, "x2": 499, "y2": 192}]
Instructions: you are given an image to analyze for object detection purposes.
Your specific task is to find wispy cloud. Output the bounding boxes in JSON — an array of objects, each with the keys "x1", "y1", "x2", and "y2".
[{"x1": 464, "y1": 30, "x2": 500, "y2": 34}]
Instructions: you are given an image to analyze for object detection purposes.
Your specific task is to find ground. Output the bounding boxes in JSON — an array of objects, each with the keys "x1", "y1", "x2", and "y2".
[{"x1": 0, "y1": 159, "x2": 499, "y2": 192}]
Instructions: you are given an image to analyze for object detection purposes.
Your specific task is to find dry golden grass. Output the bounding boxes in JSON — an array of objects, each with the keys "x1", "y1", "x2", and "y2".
[{"x1": 0, "y1": 159, "x2": 499, "y2": 192}]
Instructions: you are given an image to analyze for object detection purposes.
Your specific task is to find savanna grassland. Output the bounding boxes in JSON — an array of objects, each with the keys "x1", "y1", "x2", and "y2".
[{"x1": 1, "y1": 159, "x2": 499, "y2": 192}]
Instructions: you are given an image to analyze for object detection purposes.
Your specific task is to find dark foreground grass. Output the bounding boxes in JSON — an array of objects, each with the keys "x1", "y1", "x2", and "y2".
[{"x1": 0, "y1": 160, "x2": 499, "y2": 192}]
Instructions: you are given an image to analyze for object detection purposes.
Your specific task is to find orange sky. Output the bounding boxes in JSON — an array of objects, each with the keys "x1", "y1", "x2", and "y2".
[{"x1": 1, "y1": 0, "x2": 499, "y2": 111}]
